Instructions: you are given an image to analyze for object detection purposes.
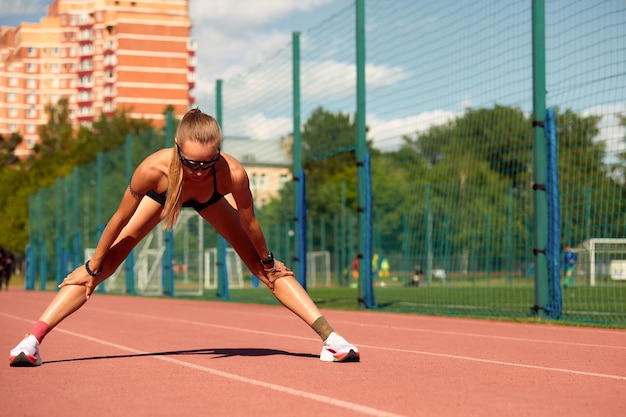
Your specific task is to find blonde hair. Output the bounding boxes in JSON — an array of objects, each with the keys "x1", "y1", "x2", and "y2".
[{"x1": 162, "y1": 109, "x2": 222, "y2": 229}]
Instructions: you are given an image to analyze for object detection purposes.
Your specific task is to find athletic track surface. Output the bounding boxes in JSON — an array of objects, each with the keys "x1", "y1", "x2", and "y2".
[{"x1": 1, "y1": 289, "x2": 624, "y2": 417}]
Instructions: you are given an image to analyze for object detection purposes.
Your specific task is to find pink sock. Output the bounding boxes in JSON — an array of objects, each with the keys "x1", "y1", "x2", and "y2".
[{"x1": 29, "y1": 320, "x2": 52, "y2": 343}]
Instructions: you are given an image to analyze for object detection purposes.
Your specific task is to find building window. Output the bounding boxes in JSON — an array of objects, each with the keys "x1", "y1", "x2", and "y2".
[
  {"x1": 9, "y1": 123, "x2": 17, "y2": 131},
  {"x1": 27, "y1": 138, "x2": 36, "y2": 149},
  {"x1": 27, "y1": 107, "x2": 36, "y2": 118},
  {"x1": 27, "y1": 47, "x2": 36, "y2": 56},
  {"x1": 27, "y1": 124, "x2": 36, "y2": 133},
  {"x1": 9, "y1": 77, "x2": 17, "y2": 86},
  {"x1": 260, "y1": 174, "x2": 267, "y2": 189},
  {"x1": 27, "y1": 63, "x2": 37, "y2": 72},
  {"x1": 79, "y1": 75, "x2": 93, "y2": 86},
  {"x1": 27, "y1": 94, "x2": 36, "y2": 104},
  {"x1": 9, "y1": 108, "x2": 17, "y2": 117},
  {"x1": 27, "y1": 79, "x2": 36, "y2": 89},
  {"x1": 79, "y1": 29, "x2": 93, "y2": 41},
  {"x1": 280, "y1": 173, "x2": 289, "y2": 185},
  {"x1": 7, "y1": 92, "x2": 16, "y2": 102}
]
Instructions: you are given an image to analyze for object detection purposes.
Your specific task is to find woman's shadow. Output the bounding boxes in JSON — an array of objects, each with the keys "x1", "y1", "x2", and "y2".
[{"x1": 44, "y1": 348, "x2": 318, "y2": 365}]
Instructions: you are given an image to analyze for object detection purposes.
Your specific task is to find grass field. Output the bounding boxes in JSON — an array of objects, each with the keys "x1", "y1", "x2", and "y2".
[
  {"x1": 9, "y1": 274, "x2": 626, "y2": 328},
  {"x1": 195, "y1": 281, "x2": 625, "y2": 328}
]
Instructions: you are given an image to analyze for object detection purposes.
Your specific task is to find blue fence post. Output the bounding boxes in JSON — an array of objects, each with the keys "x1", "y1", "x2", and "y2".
[
  {"x1": 544, "y1": 108, "x2": 562, "y2": 319},
  {"x1": 362, "y1": 152, "x2": 376, "y2": 308},
  {"x1": 297, "y1": 169, "x2": 307, "y2": 290}
]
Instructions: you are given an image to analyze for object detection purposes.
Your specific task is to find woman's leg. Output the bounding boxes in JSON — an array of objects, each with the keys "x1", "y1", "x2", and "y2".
[
  {"x1": 37, "y1": 199, "x2": 163, "y2": 330},
  {"x1": 10, "y1": 199, "x2": 164, "y2": 366},
  {"x1": 199, "y1": 200, "x2": 323, "y2": 326},
  {"x1": 199, "y1": 200, "x2": 359, "y2": 362}
]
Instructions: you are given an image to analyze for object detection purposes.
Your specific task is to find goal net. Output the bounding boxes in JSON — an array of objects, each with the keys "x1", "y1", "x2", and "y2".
[
  {"x1": 85, "y1": 208, "x2": 203, "y2": 296},
  {"x1": 575, "y1": 239, "x2": 626, "y2": 286},
  {"x1": 307, "y1": 250, "x2": 331, "y2": 287},
  {"x1": 85, "y1": 229, "x2": 165, "y2": 295},
  {"x1": 204, "y1": 247, "x2": 246, "y2": 289}
]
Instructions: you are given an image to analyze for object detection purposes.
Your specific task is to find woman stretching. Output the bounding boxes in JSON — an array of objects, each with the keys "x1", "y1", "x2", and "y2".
[{"x1": 9, "y1": 108, "x2": 359, "y2": 367}]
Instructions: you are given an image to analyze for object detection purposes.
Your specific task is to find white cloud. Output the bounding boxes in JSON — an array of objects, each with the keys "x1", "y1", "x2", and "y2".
[
  {"x1": 189, "y1": 0, "x2": 340, "y2": 97},
  {"x1": 233, "y1": 112, "x2": 292, "y2": 141},
  {"x1": 582, "y1": 103, "x2": 626, "y2": 163},
  {"x1": 0, "y1": 0, "x2": 47, "y2": 16},
  {"x1": 191, "y1": 26, "x2": 291, "y2": 95},
  {"x1": 368, "y1": 110, "x2": 458, "y2": 150},
  {"x1": 190, "y1": 0, "x2": 333, "y2": 29}
]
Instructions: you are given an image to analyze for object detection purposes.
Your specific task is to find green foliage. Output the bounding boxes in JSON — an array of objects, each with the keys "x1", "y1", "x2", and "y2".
[
  {"x1": 0, "y1": 99, "x2": 154, "y2": 254},
  {"x1": 260, "y1": 105, "x2": 625, "y2": 277}
]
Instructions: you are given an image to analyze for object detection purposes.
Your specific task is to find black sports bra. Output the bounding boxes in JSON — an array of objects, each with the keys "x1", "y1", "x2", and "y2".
[{"x1": 146, "y1": 165, "x2": 225, "y2": 212}]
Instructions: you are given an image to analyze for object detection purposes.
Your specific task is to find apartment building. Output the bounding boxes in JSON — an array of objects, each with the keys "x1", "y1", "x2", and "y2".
[
  {"x1": 223, "y1": 137, "x2": 293, "y2": 209},
  {"x1": 0, "y1": 0, "x2": 195, "y2": 157}
]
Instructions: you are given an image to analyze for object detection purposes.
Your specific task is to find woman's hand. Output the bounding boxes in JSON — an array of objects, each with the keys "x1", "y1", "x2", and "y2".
[
  {"x1": 263, "y1": 259, "x2": 294, "y2": 290},
  {"x1": 58, "y1": 264, "x2": 99, "y2": 300}
]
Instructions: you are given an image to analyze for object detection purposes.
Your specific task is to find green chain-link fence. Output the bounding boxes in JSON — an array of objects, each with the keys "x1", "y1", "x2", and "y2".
[{"x1": 28, "y1": 0, "x2": 625, "y2": 326}]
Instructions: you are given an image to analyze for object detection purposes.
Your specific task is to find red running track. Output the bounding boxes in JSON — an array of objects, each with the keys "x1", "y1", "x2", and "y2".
[{"x1": 1, "y1": 289, "x2": 625, "y2": 417}]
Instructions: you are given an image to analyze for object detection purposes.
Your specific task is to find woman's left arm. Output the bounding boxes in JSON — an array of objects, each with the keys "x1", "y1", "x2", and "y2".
[{"x1": 229, "y1": 163, "x2": 270, "y2": 259}]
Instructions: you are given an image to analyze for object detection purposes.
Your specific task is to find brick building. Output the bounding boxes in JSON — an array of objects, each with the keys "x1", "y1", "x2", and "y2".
[{"x1": 0, "y1": 0, "x2": 195, "y2": 157}]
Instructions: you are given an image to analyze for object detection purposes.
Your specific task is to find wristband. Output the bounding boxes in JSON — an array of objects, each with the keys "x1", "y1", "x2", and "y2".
[
  {"x1": 260, "y1": 251, "x2": 274, "y2": 265},
  {"x1": 85, "y1": 260, "x2": 101, "y2": 277},
  {"x1": 260, "y1": 251, "x2": 275, "y2": 272}
]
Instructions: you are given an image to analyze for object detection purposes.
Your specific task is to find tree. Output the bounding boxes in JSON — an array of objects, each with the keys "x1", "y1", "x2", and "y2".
[
  {"x1": 0, "y1": 131, "x2": 22, "y2": 168},
  {"x1": 0, "y1": 99, "x2": 155, "y2": 255}
]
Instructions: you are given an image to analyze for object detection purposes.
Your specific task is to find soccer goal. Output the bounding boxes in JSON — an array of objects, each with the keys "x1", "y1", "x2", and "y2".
[
  {"x1": 84, "y1": 228, "x2": 165, "y2": 295},
  {"x1": 85, "y1": 208, "x2": 203, "y2": 296},
  {"x1": 204, "y1": 247, "x2": 246, "y2": 289},
  {"x1": 576, "y1": 239, "x2": 626, "y2": 286},
  {"x1": 307, "y1": 250, "x2": 331, "y2": 287}
]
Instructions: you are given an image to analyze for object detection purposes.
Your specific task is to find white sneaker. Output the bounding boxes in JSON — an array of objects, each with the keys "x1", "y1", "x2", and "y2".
[
  {"x1": 9, "y1": 334, "x2": 42, "y2": 367},
  {"x1": 320, "y1": 332, "x2": 360, "y2": 362}
]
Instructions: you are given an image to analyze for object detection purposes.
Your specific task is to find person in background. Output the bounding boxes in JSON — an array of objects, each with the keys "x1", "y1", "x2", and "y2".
[
  {"x1": 0, "y1": 247, "x2": 6, "y2": 291},
  {"x1": 372, "y1": 253, "x2": 380, "y2": 279},
  {"x1": 3, "y1": 250, "x2": 15, "y2": 290},
  {"x1": 379, "y1": 256, "x2": 390, "y2": 278},
  {"x1": 563, "y1": 245, "x2": 578, "y2": 289},
  {"x1": 9, "y1": 108, "x2": 359, "y2": 367},
  {"x1": 351, "y1": 255, "x2": 359, "y2": 288}
]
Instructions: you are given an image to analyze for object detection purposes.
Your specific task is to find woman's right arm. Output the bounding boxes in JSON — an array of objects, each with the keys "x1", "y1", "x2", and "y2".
[{"x1": 86, "y1": 154, "x2": 165, "y2": 273}]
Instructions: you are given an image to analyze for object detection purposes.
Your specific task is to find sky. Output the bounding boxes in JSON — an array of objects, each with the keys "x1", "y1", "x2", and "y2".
[
  {"x1": 0, "y1": 0, "x2": 352, "y2": 98},
  {"x1": 0, "y1": 0, "x2": 623, "y2": 159}
]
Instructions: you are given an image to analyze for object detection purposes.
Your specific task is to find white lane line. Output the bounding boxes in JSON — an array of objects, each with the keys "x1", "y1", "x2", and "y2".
[
  {"x1": 74, "y1": 310, "x2": 626, "y2": 382},
  {"x1": 353, "y1": 344, "x2": 626, "y2": 381},
  {"x1": 88, "y1": 306, "x2": 626, "y2": 351},
  {"x1": 4, "y1": 308, "x2": 625, "y2": 383},
  {"x1": 2, "y1": 312, "x2": 406, "y2": 417}
]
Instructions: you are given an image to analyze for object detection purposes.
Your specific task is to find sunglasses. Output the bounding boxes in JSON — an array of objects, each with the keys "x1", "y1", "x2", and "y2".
[{"x1": 176, "y1": 144, "x2": 220, "y2": 170}]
